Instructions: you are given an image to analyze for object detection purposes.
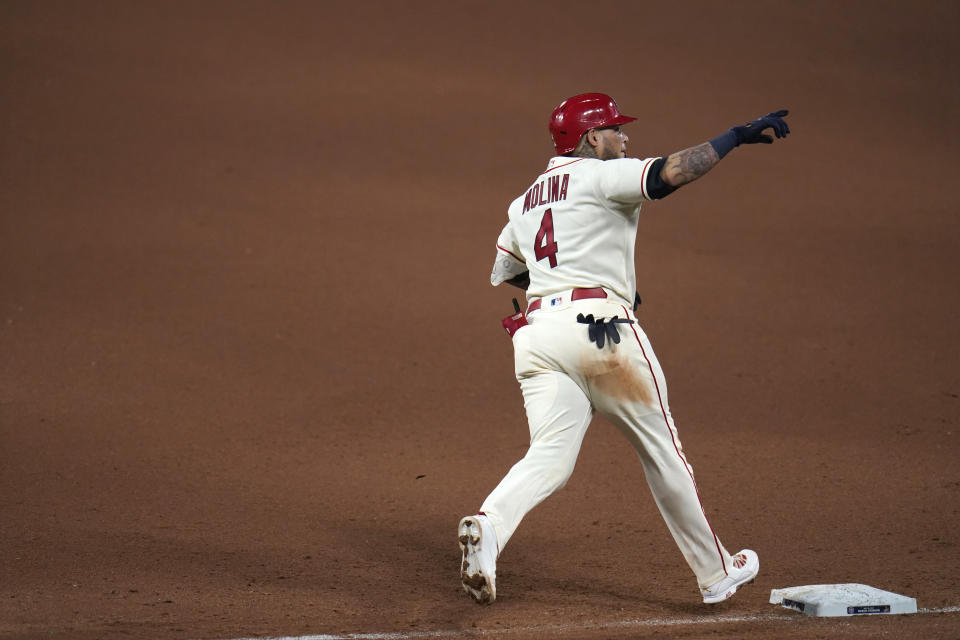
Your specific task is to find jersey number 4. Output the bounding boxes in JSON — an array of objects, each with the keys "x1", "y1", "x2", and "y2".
[{"x1": 534, "y1": 208, "x2": 559, "y2": 268}]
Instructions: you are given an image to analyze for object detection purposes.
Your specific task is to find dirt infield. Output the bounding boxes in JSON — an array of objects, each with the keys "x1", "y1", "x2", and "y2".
[{"x1": 2, "y1": 1, "x2": 959, "y2": 639}]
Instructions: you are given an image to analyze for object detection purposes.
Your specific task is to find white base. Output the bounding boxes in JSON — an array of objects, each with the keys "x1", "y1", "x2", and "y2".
[
  {"x1": 770, "y1": 584, "x2": 917, "y2": 617},
  {"x1": 770, "y1": 583, "x2": 917, "y2": 617}
]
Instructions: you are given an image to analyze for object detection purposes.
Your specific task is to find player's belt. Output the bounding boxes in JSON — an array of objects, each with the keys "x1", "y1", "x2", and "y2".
[{"x1": 527, "y1": 287, "x2": 607, "y2": 313}]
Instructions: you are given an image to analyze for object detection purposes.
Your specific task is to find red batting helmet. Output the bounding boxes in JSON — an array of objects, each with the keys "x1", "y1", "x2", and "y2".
[{"x1": 549, "y1": 93, "x2": 637, "y2": 155}]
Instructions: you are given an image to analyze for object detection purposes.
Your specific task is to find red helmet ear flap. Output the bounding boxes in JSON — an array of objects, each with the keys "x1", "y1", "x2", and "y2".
[{"x1": 549, "y1": 93, "x2": 636, "y2": 155}]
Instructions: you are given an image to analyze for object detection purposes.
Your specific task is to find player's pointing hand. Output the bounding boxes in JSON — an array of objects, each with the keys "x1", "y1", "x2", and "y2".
[
  {"x1": 707, "y1": 109, "x2": 791, "y2": 160},
  {"x1": 732, "y1": 110, "x2": 791, "y2": 145}
]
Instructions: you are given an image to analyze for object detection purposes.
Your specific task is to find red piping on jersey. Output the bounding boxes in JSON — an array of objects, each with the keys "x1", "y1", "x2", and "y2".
[
  {"x1": 496, "y1": 244, "x2": 525, "y2": 264},
  {"x1": 640, "y1": 158, "x2": 653, "y2": 200},
  {"x1": 621, "y1": 305, "x2": 729, "y2": 577},
  {"x1": 541, "y1": 158, "x2": 584, "y2": 176}
]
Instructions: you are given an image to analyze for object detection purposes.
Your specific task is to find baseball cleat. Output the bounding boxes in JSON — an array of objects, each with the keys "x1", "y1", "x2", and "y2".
[
  {"x1": 458, "y1": 514, "x2": 498, "y2": 604},
  {"x1": 701, "y1": 549, "x2": 759, "y2": 604}
]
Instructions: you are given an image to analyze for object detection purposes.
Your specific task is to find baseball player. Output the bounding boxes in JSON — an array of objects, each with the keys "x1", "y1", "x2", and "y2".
[{"x1": 459, "y1": 93, "x2": 790, "y2": 605}]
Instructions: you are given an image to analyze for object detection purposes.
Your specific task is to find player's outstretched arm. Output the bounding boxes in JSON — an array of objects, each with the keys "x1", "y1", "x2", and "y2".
[{"x1": 660, "y1": 110, "x2": 790, "y2": 189}]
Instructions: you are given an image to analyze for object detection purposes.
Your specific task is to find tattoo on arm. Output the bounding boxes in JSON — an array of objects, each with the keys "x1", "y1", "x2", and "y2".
[{"x1": 663, "y1": 142, "x2": 720, "y2": 187}]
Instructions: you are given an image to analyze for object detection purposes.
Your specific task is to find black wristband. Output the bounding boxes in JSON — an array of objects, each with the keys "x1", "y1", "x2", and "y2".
[{"x1": 709, "y1": 130, "x2": 738, "y2": 159}]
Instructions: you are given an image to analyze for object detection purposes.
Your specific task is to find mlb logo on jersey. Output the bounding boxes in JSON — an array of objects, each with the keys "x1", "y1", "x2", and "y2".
[{"x1": 527, "y1": 294, "x2": 571, "y2": 314}]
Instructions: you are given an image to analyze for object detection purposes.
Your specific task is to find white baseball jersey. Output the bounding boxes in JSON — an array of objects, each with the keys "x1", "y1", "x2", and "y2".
[{"x1": 491, "y1": 156, "x2": 660, "y2": 304}]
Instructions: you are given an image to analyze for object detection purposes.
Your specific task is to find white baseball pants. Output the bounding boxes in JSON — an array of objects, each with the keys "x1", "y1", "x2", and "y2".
[{"x1": 480, "y1": 296, "x2": 733, "y2": 589}]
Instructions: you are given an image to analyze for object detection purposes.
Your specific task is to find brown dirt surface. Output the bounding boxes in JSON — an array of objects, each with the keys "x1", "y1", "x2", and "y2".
[{"x1": 2, "y1": 1, "x2": 959, "y2": 639}]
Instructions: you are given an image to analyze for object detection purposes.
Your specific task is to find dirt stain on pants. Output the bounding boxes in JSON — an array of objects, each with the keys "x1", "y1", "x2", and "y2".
[{"x1": 581, "y1": 353, "x2": 654, "y2": 407}]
